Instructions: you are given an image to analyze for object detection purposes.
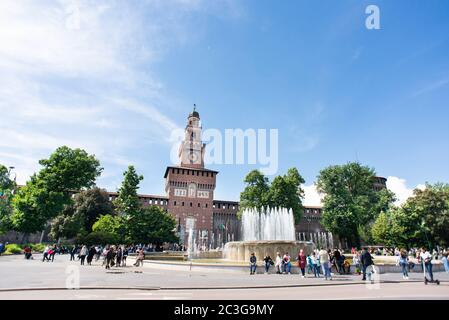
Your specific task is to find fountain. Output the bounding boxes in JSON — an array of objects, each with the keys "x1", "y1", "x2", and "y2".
[{"x1": 224, "y1": 207, "x2": 314, "y2": 262}]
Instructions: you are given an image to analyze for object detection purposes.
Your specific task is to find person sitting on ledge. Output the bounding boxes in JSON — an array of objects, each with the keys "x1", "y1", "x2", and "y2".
[
  {"x1": 263, "y1": 255, "x2": 273, "y2": 274},
  {"x1": 283, "y1": 252, "x2": 292, "y2": 274},
  {"x1": 250, "y1": 252, "x2": 257, "y2": 275}
]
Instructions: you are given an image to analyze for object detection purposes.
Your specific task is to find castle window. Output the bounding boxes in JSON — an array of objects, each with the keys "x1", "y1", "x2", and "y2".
[
  {"x1": 182, "y1": 202, "x2": 185, "y2": 206},
  {"x1": 205, "y1": 204, "x2": 208, "y2": 208},
  {"x1": 198, "y1": 203, "x2": 200, "y2": 207},
  {"x1": 202, "y1": 172, "x2": 204, "y2": 176},
  {"x1": 174, "y1": 201, "x2": 177, "y2": 206},
  {"x1": 190, "y1": 202, "x2": 193, "y2": 207}
]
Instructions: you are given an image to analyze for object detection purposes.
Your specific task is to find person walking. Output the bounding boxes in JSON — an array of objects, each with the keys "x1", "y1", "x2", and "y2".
[
  {"x1": 360, "y1": 247, "x2": 374, "y2": 281},
  {"x1": 42, "y1": 246, "x2": 50, "y2": 262},
  {"x1": 306, "y1": 254, "x2": 313, "y2": 275},
  {"x1": 70, "y1": 245, "x2": 77, "y2": 261},
  {"x1": 297, "y1": 249, "x2": 307, "y2": 278},
  {"x1": 311, "y1": 252, "x2": 320, "y2": 278},
  {"x1": 116, "y1": 247, "x2": 122, "y2": 267},
  {"x1": 319, "y1": 248, "x2": 332, "y2": 280},
  {"x1": 122, "y1": 246, "x2": 129, "y2": 266},
  {"x1": 249, "y1": 252, "x2": 257, "y2": 275},
  {"x1": 333, "y1": 249, "x2": 342, "y2": 274},
  {"x1": 353, "y1": 251, "x2": 361, "y2": 275},
  {"x1": 263, "y1": 255, "x2": 273, "y2": 274},
  {"x1": 49, "y1": 245, "x2": 57, "y2": 262},
  {"x1": 442, "y1": 252, "x2": 449, "y2": 273},
  {"x1": 275, "y1": 252, "x2": 283, "y2": 274},
  {"x1": 79, "y1": 245, "x2": 88, "y2": 265},
  {"x1": 86, "y1": 246, "x2": 96, "y2": 265},
  {"x1": 106, "y1": 247, "x2": 114, "y2": 269},
  {"x1": 398, "y1": 249, "x2": 409, "y2": 279},
  {"x1": 283, "y1": 252, "x2": 292, "y2": 274},
  {"x1": 0, "y1": 242, "x2": 4, "y2": 256},
  {"x1": 133, "y1": 248, "x2": 145, "y2": 267}
]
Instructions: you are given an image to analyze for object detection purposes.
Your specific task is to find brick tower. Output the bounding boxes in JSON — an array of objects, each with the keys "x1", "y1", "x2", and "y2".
[{"x1": 164, "y1": 107, "x2": 217, "y2": 248}]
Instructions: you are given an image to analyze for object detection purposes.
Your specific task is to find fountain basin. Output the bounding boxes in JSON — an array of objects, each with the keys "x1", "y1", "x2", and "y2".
[{"x1": 224, "y1": 240, "x2": 314, "y2": 262}]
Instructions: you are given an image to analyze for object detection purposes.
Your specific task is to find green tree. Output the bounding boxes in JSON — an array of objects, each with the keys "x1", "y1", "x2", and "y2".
[
  {"x1": 11, "y1": 146, "x2": 102, "y2": 235},
  {"x1": 239, "y1": 170, "x2": 270, "y2": 212},
  {"x1": 125, "y1": 206, "x2": 178, "y2": 245},
  {"x1": 239, "y1": 168, "x2": 305, "y2": 223},
  {"x1": 316, "y1": 162, "x2": 379, "y2": 247},
  {"x1": 113, "y1": 165, "x2": 143, "y2": 217},
  {"x1": 73, "y1": 188, "x2": 113, "y2": 232},
  {"x1": 371, "y1": 211, "x2": 393, "y2": 246},
  {"x1": 0, "y1": 164, "x2": 15, "y2": 234},
  {"x1": 49, "y1": 204, "x2": 84, "y2": 240},
  {"x1": 267, "y1": 168, "x2": 305, "y2": 222},
  {"x1": 402, "y1": 184, "x2": 449, "y2": 248},
  {"x1": 92, "y1": 214, "x2": 126, "y2": 243}
]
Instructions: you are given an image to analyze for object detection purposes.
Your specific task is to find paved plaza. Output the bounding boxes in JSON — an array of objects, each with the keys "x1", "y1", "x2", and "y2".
[{"x1": 1, "y1": 254, "x2": 448, "y2": 299}]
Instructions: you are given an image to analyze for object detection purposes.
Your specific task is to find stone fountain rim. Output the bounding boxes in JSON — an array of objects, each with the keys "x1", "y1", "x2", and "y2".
[{"x1": 224, "y1": 240, "x2": 314, "y2": 245}]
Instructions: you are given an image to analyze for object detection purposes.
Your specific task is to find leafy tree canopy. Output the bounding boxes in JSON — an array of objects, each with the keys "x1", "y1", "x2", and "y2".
[
  {"x1": 239, "y1": 168, "x2": 305, "y2": 222},
  {"x1": 113, "y1": 165, "x2": 143, "y2": 217}
]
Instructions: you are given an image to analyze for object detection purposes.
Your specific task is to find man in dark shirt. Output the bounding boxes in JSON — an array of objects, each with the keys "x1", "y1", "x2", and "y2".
[{"x1": 360, "y1": 247, "x2": 374, "y2": 281}]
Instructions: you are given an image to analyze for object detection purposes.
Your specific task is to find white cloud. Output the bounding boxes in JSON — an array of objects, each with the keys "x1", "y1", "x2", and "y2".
[
  {"x1": 302, "y1": 184, "x2": 323, "y2": 207},
  {"x1": 386, "y1": 176, "x2": 426, "y2": 206},
  {"x1": 0, "y1": 0, "x2": 239, "y2": 189},
  {"x1": 301, "y1": 176, "x2": 427, "y2": 208}
]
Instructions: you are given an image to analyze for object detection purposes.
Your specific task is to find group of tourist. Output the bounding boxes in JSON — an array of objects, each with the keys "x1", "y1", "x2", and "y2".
[{"x1": 248, "y1": 246, "x2": 449, "y2": 281}]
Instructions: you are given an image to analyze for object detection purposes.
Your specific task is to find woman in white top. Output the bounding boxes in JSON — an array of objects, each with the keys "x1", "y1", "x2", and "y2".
[
  {"x1": 79, "y1": 245, "x2": 88, "y2": 265},
  {"x1": 275, "y1": 252, "x2": 282, "y2": 274}
]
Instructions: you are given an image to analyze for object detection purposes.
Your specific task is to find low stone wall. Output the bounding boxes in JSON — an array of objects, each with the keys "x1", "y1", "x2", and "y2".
[{"x1": 128, "y1": 258, "x2": 446, "y2": 274}]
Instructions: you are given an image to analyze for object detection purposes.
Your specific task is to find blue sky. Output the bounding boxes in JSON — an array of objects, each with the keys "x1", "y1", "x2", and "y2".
[{"x1": 0, "y1": 0, "x2": 448, "y2": 205}]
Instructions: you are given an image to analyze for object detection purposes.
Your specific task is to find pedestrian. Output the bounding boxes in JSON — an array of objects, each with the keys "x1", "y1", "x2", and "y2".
[
  {"x1": 133, "y1": 248, "x2": 145, "y2": 267},
  {"x1": 275, "y1": 252, "x2": 282, "y2": 274},
  {"x1": 87, "y1": 246, "x2": 96, "y2": 265},
  {"x1": 49, "y1": 244, "x2": 57, "y2": 262},
  {"x1": 420, "y1": 247, "x2": 434, "y2": 282},
  {"x1": 42, "y1": 245, "x2": 50, "y2": 262},
  {"x1": 360, "y1": 247, "x2": 374, "y2": 281},
  {"x1": 297, "y1": 249, "x2": 307, "y2": 278},
  {"x1": 353, "y1": 251, "x2": 361, "y2": 275},
  {"x1": 249, "y1": 252, "x2": 257, "y2": 275},
  {"x1": 306, "y1": 254, "x2": 313, "y2": 274},
  {"x1": 122, "y1": 246, "x2": 129, "y2": 266},
  {"x1": 283, "y1": 252, "x2": 292, "y2": 274},
  {"x1": 0, "y1": 242, "x2": 4, "y2": 256},
  {"x1": 333, "y1": 249, "x2": 342, "y2": 274},
  {"x1": 318, "y1": 247, "x2": 332, "y2": 280},
  {"x1": 398, "y1": 249, "x2": 409, "y2": 279},
  {"x1": 263, "y1": 255, "x2": 273, "y2": 274},
  {"x1": 106, "y1": 247, "x2": 114, "y2": 269},
  {"x1": 116, "y1": 246, "x2": 122, "y2": 267},
  {"x1": 311, "y1": 252, "x2": 320, "y2": 277},
  {"x1": 442, "y1": 252, "x2": 449, "y2": 273},
  {"x1": 70, "y1": 245, "x2": 76, "y2": 261},
  {"x1": 79, "y1": 245, "x2": 88, "y2": 265}
]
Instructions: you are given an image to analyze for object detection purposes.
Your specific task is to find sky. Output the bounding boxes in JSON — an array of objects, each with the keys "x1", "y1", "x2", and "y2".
[{"x1": 0, "y1": 0, "x2": 448, "y2": 206}]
